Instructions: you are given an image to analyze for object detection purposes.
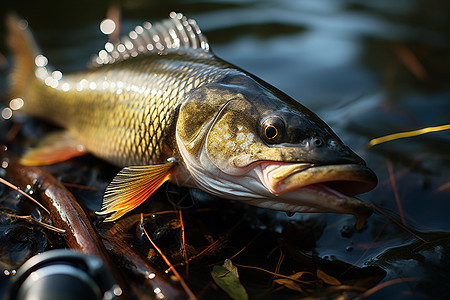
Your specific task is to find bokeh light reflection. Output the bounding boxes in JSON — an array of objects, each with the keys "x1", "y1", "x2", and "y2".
[{"x1": 100, "y1": 19, "x2": 116, "y2": 35}]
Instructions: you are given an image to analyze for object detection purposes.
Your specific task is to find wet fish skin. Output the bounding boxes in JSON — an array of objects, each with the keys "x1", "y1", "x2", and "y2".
[
  {"x1": 22, "y1": 50, "x2": 241, "y2": 167},
  {"x1": 6, "y1": 13, "x2": 377, "y2": 223}
]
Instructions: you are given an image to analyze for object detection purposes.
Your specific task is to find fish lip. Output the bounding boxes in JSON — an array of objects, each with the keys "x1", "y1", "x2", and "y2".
[
  {"x1": 259, "y1": 162, "x2": 378, "y2": 197},
  {"x1": 256, "y1": 162, "x2": 376, "y2": 228}
]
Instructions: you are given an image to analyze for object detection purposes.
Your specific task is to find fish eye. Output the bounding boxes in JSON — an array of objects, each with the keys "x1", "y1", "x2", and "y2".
[
  {"x1": 264, "y1": 125, "x2": 278, "y2": 139},
  {"x1": 260, "y1": 116, "x2": 285, "y2": 143}
]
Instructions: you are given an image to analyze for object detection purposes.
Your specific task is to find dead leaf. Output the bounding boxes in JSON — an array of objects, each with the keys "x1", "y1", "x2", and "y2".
[
  {"x1": 223, "y1": 258, "x2": 239, "y2": 278},
  {"x1": 274, "y1": 278, "x2": 304, "y2": 293},
  {"x1": 286, "y1": 271, "x2": 310, "y2": 281},
  {"x1": 147, "y1": 248, "x2": 157, "y2": 260},
  {"x1": 317, "y1": 268, "x2": 341, "y2": 286},
  {"x1": 273, "y1": 271, "x2": 313, "y2": 292},
  {"x1": 169, "y1": 219, "x2": 181, "y2": 229}
]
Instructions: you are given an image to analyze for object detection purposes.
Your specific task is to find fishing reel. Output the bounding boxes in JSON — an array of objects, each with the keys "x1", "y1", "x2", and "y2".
[{"x1": 6, "y1": 249, "x2": 122, "y2": 300}]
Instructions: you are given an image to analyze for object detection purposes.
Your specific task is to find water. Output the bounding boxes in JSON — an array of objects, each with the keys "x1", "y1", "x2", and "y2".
[{"x1": 0, "y1": 0, "x2": 449, "y2": 298}]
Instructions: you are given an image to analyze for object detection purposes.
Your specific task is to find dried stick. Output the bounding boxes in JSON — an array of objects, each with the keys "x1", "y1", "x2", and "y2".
[
  {"x1": 140, "y1": 213, "x2": 197, "y2": 300},
  {"x1": 0, "y1": 177, "x2": 49, "y2": 214},
  {"x1": 0, "y1": 210, "x2": 65, "y2": 233},
  {"x1": 2, "y1": 151, "x2": 131, "y2": 299}
]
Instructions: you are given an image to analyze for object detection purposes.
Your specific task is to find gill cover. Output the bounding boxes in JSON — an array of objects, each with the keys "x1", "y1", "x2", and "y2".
[{"x1": 176, "y1": 81, "x2": 266, "y2": 175}]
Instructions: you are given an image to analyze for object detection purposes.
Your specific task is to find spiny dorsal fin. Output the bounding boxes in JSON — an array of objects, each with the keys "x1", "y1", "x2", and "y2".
[{"x1": 92, "y1": 12, "x2": 210, "y2": 66}]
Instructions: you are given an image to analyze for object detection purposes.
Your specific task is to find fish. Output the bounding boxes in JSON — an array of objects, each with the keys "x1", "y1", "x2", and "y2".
[{"x1": 6, "y1": 12, "x2": 377, "y2": 228}]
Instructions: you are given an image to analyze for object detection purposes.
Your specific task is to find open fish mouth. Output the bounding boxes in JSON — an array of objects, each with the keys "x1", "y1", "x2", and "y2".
[
  {"x1": 255, "y1": 162, "x2": 377, "y2": 228},
  {"x1": 259, "y1": 162, "x2": 377, "y2": 196}
]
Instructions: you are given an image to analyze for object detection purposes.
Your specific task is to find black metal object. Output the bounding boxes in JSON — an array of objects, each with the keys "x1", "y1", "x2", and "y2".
[{"x1": 7, "y1": 249, "x2": 122, "y2": 300}]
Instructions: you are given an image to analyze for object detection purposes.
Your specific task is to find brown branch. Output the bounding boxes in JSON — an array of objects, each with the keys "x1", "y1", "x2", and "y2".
[
  {"x1": 2, "y1": 151, "x2": 131, "y2": 299},
  {"x1": 102, "y1": 236, "x2": 185, "y2": 299}
]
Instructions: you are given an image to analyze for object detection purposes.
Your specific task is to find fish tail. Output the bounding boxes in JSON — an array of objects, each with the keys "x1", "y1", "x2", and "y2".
[{"x1": 6, "y1": 14, "x2": 40, "y2": 104}]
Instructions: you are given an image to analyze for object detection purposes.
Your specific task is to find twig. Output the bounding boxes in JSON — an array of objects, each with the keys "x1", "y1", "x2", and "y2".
[
  {"x1": 143, "y1": 207, "x2": 214, "y2": 217},
  {"x1": 140, "y1": 213, "x2": 197, "y2": 300},
  {"x1": 229, "y1": 231, "x2": 263, "y2": 260},
  {"x1": 3, "y1": 152, "x2": 131, "y2": 299},
  {"x1": 0, "y1": 210, "x2": 65, "y2": 233},
  {"x1": 0, "y1": 177, "x2": 50, "y2": 214},
  {"x1": 436, "y1": 181, "x2": 450, "y2": 193},
  {"x1": 177, "y1": 237, "x2": 222, "y2": 267},
  {"x1": 339, "y1": 220, "x2": 388, "y2": 277},
  {"x1": 62, "y1": 182, "x2": 99, "y2": 192},
  {"x1": 176, "y1": 216, "x2": 246, "y2": 267},
  {"x1": 178, "y1": 208, "x2": 189, "y2": 277},
  {"x1": 101, "y1": 237, "x2": 185, "y2": 299},
  {"x1": 6, "y1": 121, "x2": 21, "y2": 142},
  {"x1": 392, "y1": 43, "x2": 428, "y2": 81},
  {"x1": 386, "y1": 160, "x2": 406, "y2": 225},
  {"x1": 372, "y1": 204, "x2": 427, "y2": 243},
  {"x1": 354, "y1": 277, "x2": 420, "y2": 300},
  {"x1": 274, "y1": 248, "x2": 285, "y2": 275}
]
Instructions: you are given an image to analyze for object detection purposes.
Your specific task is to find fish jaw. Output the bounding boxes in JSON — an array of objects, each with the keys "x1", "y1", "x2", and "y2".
[
  {"x1": 179, "y1": 136, "x2": 375, "y2": 228},
  {"x1": 257, "y1": 162, "x2": 377, "y2": 196},
  {"x1": 249, "y1": 162, "x2": 376, "y2": 228}
]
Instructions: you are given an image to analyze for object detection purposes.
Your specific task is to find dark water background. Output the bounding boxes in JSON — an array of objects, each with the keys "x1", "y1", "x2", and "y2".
[{"x1": 0, "y1": 0, "x2": 449, "y2": 299}]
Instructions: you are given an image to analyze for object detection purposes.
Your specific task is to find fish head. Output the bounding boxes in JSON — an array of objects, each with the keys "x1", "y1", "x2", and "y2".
[{"x1": 177, "y1": 75, "x2": 377, "y2": 228}]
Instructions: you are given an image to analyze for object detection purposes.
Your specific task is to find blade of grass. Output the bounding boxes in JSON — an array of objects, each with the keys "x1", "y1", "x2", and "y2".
[{"x1": 368, "y1": 124, "x2": 450, "y2": 147}]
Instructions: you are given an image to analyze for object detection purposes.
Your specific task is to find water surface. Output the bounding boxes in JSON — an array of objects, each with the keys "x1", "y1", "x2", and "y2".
[{"x1": 0, "y1": 0, "x2": 449, "y2": 298}]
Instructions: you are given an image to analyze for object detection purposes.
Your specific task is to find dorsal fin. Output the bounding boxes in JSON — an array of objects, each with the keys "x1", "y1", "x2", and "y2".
[{"x1": 92, "y1": 12, "x2": 210, "y2": 66}]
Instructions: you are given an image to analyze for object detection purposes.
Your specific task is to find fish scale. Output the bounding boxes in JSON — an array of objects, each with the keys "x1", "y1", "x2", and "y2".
[
  {"x1": 22, "y1": 51, "x2": 237, "y2": 166},
  {"x1": 7, "y1": 12, "x2": 377, "y2": 223}
]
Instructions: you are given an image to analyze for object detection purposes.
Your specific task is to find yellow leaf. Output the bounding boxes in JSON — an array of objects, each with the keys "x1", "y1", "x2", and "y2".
[
  {"x1": 285, "y1": 271, "x2": 310, "y2": 280},
  {"x1": 317, "y1": 268, "x2": 341, "y2": 286},
  {"x1": 147, "y1": 248, "x2": 156, "y2": 260},
  {"x1": 274, "y1": 278, "x2": 304, "y2": 293}
]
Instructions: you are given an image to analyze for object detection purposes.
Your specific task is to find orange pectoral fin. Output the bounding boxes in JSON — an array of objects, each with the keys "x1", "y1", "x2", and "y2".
[
  {"x1": 21, "y1": 131, "x2": 87, "y2": 166},
  {"x1": 97, "y1": 162, "x2": 176, "y2": 222}
]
